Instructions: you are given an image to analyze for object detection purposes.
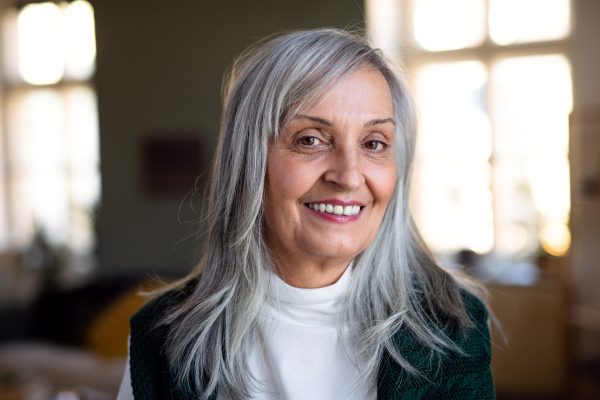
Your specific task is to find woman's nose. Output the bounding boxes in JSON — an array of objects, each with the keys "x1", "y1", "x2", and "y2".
[{"x1": 322, "y1": 147, "x2": 365, "y2": 190}]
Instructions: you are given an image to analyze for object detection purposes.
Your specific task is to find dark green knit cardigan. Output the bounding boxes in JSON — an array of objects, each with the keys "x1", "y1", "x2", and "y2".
[{"x1": 129, "y1": 289, "x2": 495, "y2": 399}]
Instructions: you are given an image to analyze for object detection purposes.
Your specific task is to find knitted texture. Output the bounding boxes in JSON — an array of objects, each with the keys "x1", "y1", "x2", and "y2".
[
  {"x1": 129, "y1": 294, "x2": 198, "y2": 400},
  {"x1": 129, "y1": 290, "x2": 495, "y2": 399},
  {"x1": 376, "y1": 291, "x2": 495, "y2": 399}
]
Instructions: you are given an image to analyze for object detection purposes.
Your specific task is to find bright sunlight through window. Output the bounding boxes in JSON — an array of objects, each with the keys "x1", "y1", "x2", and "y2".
[
  {"x1": 413, "y1": 0, "x2": 486, "y2": 51},
  {"x1": 17, "y1": 1, "x2": 96, "y2": 85},
  {"x1": 2, "y1": 1, "x2": 99, "y2": 267},
  {"x1": 367, "y1": 0, "x2": 572, "y2": 261},
  {"x1": 489, "y1": 0, "x2": 571, "y2": 45}
]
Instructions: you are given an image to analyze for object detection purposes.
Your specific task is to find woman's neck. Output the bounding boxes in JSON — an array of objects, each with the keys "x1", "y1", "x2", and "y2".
[{"x1": 271, "y1": 255, "x2": 353, "y2": 288}]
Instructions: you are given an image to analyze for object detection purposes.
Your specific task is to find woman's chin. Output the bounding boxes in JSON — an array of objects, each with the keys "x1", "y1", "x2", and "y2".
[{"x1": 295, "y1": 238, "x2": 366, "y2": 264}]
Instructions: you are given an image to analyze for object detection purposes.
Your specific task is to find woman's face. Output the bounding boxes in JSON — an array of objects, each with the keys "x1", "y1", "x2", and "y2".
[{"x1": 264, "y1": 68, "x2": 397, "y2": 275}]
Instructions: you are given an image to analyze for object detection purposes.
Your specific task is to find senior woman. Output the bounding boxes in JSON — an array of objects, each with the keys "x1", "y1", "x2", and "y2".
[{"x1": 118, "y1": 28, "x2": 495, "y2": 400}]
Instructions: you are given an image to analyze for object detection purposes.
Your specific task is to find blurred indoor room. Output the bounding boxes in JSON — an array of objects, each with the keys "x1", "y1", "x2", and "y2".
[{"x1": 0, "y1": 0, "x2": 598, "y2": 399}]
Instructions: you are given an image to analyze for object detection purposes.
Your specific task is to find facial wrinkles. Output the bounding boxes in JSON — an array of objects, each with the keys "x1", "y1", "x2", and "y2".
[{"x1": 262, "y1": 69, "x2": 397, "y2": 287}]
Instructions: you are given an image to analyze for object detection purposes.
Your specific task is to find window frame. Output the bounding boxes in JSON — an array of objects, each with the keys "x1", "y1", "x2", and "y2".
[
  {"x1": 373, "y1": 0, "x2": 574, "y2": 260},
  {"x1": 0, "y1": 0, "x2": 99, "y2": 267}
]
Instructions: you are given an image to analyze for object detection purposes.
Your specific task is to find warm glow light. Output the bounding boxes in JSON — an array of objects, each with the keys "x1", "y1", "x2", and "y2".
[
  {"x1": 64, "y1": 0, "x2": 96, "y2": 80},
  {"x1": 414, "y1": 0, "x2": 485, "y2": 51},
  {"x1": 17, "y1": 3, "x2": 64, "y2": 84},
  {"x1": 540, "y1": 222, "x2": 571, "y2": 256},
  {"x1": 489, "y1": 0, "x2": 570, "y2": 45}
]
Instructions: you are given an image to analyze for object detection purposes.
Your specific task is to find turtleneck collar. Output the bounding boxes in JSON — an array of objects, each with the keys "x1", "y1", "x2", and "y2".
[{"x1": 263, "y1": 263, "x2": 353, "y2": 327}]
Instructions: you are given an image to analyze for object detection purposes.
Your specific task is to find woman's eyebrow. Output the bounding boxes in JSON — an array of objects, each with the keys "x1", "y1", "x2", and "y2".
[
  {"x1": 364, "y1": 118, "x2": 396, "y2": 127},
  {"x1": 294, "y1": 114, "x2": 333, "y2": 126},
  {"x1": 293, "y1": 115, "x2": 396, "y2": 127}
]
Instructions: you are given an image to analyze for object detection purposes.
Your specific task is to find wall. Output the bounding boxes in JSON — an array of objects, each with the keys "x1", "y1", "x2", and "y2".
[
  {"x1": 93, "y1": 0, "x2": 365, "y2": 275},
  {"x1": 570, "y1": 0, "x2": 600, "y2": 362}
]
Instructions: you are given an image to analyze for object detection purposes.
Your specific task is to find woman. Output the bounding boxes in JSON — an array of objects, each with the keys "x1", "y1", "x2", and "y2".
[{"x1": 118, "y1": 28, "x2": 495, "y2": 400}]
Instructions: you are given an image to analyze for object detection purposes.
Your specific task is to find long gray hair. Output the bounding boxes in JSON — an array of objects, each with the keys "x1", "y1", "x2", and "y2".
[{"x1": 160, "y1": 28, "x2": 486, "y2": 399}]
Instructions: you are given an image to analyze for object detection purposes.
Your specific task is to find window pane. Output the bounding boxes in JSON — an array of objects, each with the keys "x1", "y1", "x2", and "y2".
[
  {"x1": 414, "y1": 61, "x2": 494, "y2": 254},
  {"x1": 8, "y1": 89, "x2": 68, "y2": 245},
  {"x1": 17, "y1": 2, "x2": 64, "y2": 85},
  {"x1": 7, "y1": 86, "x2": 100, "y2": 252},
  {"x1": 64, "y1": 0, "x2": 96, "y2": 80},
  {"x1": 65, "y1": 86, "x2": 100, "y2": 252},
  {"x1": 414, "y1": 0, "x2": 486, "y2": 51},
  {"x1": 491, "y1": 55, "x2": 572, "y2": 257},
  {"x1": 489, "y1": 0, "x2": 570, "y2": 45}
]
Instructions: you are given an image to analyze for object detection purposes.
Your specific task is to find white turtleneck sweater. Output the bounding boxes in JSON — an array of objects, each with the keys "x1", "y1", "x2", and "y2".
[{"x1": 117, "y1": 265, "x2": 375, "y2": 399}]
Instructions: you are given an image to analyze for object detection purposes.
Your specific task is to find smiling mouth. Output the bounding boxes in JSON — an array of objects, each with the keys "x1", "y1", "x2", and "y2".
[{"x1": 305, "y1": 203, "x2": 363, "y2": 216}]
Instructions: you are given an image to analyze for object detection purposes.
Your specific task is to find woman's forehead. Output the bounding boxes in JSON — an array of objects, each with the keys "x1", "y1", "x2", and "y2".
[
  {"x1": 280, "y1": 65, "x2": 390, "y2": 123},
  {"x1": 292, "y1": 70, "x2": 392, "y2": 119}
]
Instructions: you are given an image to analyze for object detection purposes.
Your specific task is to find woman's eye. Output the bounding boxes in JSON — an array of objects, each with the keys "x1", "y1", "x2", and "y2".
[
  {"x1": 300, "y1": 137, "x2": 320, "y2": 146},
  {"x1": 365, "y1": 140, "x2": 385, "y2": 150}
]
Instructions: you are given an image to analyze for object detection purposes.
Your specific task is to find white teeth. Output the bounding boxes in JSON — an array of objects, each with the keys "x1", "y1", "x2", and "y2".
[{"x1": 308, "y1": 202, "x2": 362, "y2": 216}]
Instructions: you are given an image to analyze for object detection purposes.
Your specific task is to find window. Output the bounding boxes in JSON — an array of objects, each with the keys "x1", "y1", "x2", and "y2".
[
  {"x1": 0, "y1": 1, "x2": 99, "y2": 270},
  {"x1": 367, "y1": 0, "x2": 572, "y2": 260}
]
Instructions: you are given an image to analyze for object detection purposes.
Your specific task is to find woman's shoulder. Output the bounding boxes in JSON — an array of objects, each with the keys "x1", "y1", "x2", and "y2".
[
  {"x1": 445, "y1": 289, "x2": 492, "y2": 366},
  {"x1": 459, "y1": 289, "x2": 489, "y2": 329},
  {"x1": 393, "y1": 289, "x2": 490, "y2": 351},
  {"x1": 377, "y1": 290, "x2": 495, "y2": 399},
  {"x1": 128, "y1": 284, "x2": 194, "y2": 368},
  {"x1": 128, "y1": 285, "x2": 197, "y2": 400},
  {"x1": 130, "y1": 279, "x2": 197, "y2": 332},
  {"x1": 130, "y1": 289, "x2": 178, "y2": 330}
]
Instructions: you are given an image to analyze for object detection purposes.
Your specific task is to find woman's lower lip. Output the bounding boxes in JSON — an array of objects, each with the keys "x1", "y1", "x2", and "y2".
[{"x1": 305, "y1": 205, "x2": 362, "y2": 222}]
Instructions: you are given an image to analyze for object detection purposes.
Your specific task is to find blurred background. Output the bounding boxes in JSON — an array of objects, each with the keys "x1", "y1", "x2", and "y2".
[{"x1": 0, "y1": 0, "x2": 597, "y2": 399}]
